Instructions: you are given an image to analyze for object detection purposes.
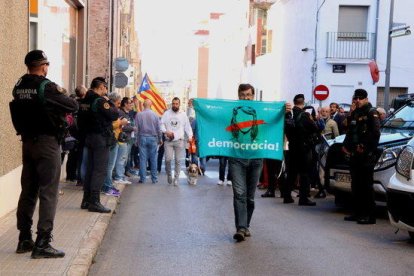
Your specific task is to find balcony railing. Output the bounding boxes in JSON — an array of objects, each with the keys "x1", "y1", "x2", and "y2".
[{"x1": 326, "y1": 32, "x2": 376, "y2": 60}]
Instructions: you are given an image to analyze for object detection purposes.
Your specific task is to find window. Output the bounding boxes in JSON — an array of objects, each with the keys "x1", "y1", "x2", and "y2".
[{"x1": 338, "y1": 6, "x2": 368, "y2": 38}]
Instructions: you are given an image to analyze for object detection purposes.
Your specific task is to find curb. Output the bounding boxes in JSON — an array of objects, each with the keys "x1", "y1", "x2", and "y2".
[{"x1": 65, "y1": 184, "x2": 125, "y2": 276}]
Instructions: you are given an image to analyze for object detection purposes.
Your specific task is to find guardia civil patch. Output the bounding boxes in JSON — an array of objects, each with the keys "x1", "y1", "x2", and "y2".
[{"x1": 103, "y1": 102, "x2": 110, "y2": 109}]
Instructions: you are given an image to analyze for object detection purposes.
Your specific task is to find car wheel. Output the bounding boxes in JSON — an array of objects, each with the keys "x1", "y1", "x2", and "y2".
[{"x1": 408, "y1": 231, "x2": 414, "y2": 241}]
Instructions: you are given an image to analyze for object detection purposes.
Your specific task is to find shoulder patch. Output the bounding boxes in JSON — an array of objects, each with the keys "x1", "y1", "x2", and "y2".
[
  {"x1": 56, "y1": 85, "x2": 64, "y2": 93},
  {"x1": 103, "y1": 102, "x2": 110, "y2": 109}
]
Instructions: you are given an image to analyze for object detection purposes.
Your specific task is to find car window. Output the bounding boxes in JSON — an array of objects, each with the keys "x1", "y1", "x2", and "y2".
[{"x1": 384, "y1": 104, "x2": 414, "y2": 129}]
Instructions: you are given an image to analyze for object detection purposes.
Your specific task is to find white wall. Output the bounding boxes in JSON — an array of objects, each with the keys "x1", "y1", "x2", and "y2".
[
  {"x1": 246, "y1": 0, "x2": 414, "y2": 107},
  {"x1": 208, "y1": 1, "x2": 249, "y2": 100}
]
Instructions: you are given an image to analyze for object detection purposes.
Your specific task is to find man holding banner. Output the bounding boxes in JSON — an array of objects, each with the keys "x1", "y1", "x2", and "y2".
[{"x1": 193, "y1": 84, "x2": 287, "y2": 242}]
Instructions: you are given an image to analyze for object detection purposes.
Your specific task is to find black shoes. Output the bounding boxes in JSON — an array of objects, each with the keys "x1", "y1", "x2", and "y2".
[
  {"x1": 16, "y1": 239, "x2": 34, "y2": 254},
  {"x1": 298, "y1": 198, "x2": 316, "y2": 206},
  {"x1": 344, "y1": 215, "x2": 359, "y2": 222},
  {"x1": 344, "y1": 215, "x2": 376, "y2": 224},
  {"x1": 283, "y1": 197, "x2": 294, "y2": 204},
  {"x1": 244, "y1": 228, "x2": 251, "y2": 237},
  {"x1": 31, "y1": 233, "x2": 65, "y2": 259},
  {"x1": 357, "y1": 216, "x2": 376, "y2": 225},
  {"x1": 32, "y1": 244, "x2": 65, "y2": 259},
  {"x1": 314, "y1": 190, "x2": 327, "y2": 199},
  {"x1": 261, "y1": 191, "x2": 276, "y2": 198},
  {"x1": 80, "y1": 199, "x2": 89, "y2": 209},
  {"x1": 233, "y1": 229, "x2": 246, "y2": 242},
  {"x1": 88, "y1": 201, "x2": 111, "y2": 213}
]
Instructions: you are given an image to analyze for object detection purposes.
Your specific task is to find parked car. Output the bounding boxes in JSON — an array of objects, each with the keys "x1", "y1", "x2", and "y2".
[
  {"x1": 387, "y1": 137, "x2": 414, "y2": 240},
  {"x1": 318, "y1": 100, "x2": 414, "y2": 205},
  {"x1": 390, "y1": 93, "x2": 414, "y2": 112},
  {"x1": 338, "y1": 103, "x2": 351, "y2": 113}
]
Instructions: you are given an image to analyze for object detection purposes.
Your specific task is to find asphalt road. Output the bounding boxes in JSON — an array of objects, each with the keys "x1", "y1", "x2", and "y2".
[{"x1": 89, "y1": 159, "x2": 414, "y2": 276}]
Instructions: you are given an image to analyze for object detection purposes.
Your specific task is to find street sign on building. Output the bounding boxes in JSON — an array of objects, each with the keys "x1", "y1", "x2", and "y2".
[
  {"x1": 313, "y1": 85, "x2": 329, "y2": 101},
  {"x1": 114, "y1": 57, "x2": 129, "y2": 72},
  {"x1": 114, "y1": 72, "x2": 128, "y2": 88}
]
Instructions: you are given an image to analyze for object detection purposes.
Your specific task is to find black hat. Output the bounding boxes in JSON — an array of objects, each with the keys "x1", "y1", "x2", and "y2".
[
  {"x1": 293, "y1": 93, "x2": 305, "y2": 102},
  {"x1": 24, "y1": 50, "x2": 48, "y2": 66},
  {"x1": 353, "y1": 89, "x2": 368, "y2": 99}
]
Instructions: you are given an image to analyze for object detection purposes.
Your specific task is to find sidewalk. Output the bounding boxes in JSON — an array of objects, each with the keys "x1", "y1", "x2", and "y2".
[{"x1": 0, "y1": 181, "x2": 126, "y2": 276}]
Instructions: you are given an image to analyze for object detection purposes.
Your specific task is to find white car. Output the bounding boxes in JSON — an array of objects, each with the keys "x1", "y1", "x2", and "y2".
[
  {"x1": 319, "y1": 101, "x2": 414, "y2": 205},
  {"x1": 387, "y1": 137, "x2": 414, "y2": 240}
]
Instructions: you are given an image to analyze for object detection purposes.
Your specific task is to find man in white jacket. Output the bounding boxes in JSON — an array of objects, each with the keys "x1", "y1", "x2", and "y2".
[{"x1": 160, "y1": 97, "x2": 193, "y2": 186}]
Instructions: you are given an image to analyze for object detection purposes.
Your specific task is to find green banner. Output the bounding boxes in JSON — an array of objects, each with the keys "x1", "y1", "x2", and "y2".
[{"x1": 193, "y1": 98, "x2": 285, "y2": 160}]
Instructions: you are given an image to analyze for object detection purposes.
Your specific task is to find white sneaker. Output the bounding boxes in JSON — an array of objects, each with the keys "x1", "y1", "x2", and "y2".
[
  {"x1": 217, "y1": 180, "x2": 224, "y2": 185},
  {"x1": 226, "y1": 180, "x2": 232, "y2": 186},
  {"x1": 114, "y1": 179, "x2": 131, "y2": 185},
  {"x1": 173, "y1": 179, "x2": 179, "y2": 186}
]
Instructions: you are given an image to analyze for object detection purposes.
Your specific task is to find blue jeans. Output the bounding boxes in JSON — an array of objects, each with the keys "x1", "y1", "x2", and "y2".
[
  {"x1": 139, "y1": 136, "x2": 158, "y2": 182},
  {"x1": 114, "y1": 142, "x2": 128, "y2": 180},
  {"x1": 229, "y1": 158, "x2": 263, "y2": 230},
  {"x1": 102, "y1": 143, "x2": 119, "y2": 192},
  {"x1": 125, "y1": 140, "x2": 134, "y2": 173}
]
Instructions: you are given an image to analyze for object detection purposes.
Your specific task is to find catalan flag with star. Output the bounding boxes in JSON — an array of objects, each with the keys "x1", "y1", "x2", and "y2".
[{"x1": 136, "y1": 73, "x2": 167, "y2": 116}]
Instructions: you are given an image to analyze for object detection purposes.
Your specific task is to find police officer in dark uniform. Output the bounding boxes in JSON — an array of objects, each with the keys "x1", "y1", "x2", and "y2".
[
  {"x1": 343, "y1": 89, "x2": 380, "y2": 224},
  {"x1": 10, "y1": 50, "x2": 78, "y2": 258},
  {"x1": 283, "y1": 94, "x2": 319, "y2": 206},
  {"x1": 79, "y1": 77, "x2": 118, "y2": 213}
]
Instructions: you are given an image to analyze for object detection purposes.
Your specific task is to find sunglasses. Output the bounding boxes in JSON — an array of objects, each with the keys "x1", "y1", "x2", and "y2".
[{"x1": 353, "y1": 96, "x2": 366, "y2": 100}]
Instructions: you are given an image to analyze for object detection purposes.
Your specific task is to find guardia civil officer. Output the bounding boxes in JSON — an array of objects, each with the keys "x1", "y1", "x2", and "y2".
[
  {"x1": 10, "y1": 50, "x2": 78, "y2": 258},
  {"x1": 343, "y1": 89, "x2": 380, "y2": 224},
  {"x1": 80, "y1": 77, "x2": 118, "y2": 213},
  {"x1": 283, "y1": 94, "x2": 319, "y2": 206}
]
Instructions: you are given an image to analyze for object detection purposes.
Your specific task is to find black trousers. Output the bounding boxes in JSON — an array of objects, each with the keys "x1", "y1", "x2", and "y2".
[
  {"x1": 17, "y1": 135, "x2": 61, "y2": 234},
  {"x1": 263, "y1": 158, "x2": 283, "y2": 194},
  {"x1": 84, "y1": 133, "x2": 110, "y2": 195},
  {"x1": 219, "y1": 157, "x2": 232, "y2": 181},
  {"x1": 350, "y1": 153, "x2": 376, "y2": 217},
  {"x1": 66, "y1": 147, "x2": 79, "y2": 181},
  {"x1": 284, "y1": 147, "x2": 312, "y2": 199},
  {"x1": 157, "y1": 143, "x2": 165, "y2": 172}
]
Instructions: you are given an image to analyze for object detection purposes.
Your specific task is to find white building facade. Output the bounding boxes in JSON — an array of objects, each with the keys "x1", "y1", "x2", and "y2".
[{"x1": 245, "y1": 0, "x2": 414, "y2": 107}]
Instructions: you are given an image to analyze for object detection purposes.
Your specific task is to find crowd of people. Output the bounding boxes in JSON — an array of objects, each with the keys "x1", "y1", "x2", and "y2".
[{"x1": 11, "y1": 49, "x2": 381, "y2": 258}]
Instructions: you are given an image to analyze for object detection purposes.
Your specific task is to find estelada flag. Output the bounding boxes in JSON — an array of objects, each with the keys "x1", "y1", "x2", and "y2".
[{"x1": 136, "y1": 73, "x2": 167, "y2": 116}]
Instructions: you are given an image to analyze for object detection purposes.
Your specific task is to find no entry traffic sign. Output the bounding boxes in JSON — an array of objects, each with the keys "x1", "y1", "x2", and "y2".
[{"x1": 313, "y1": 85, "x2": 329, "y2": 101}]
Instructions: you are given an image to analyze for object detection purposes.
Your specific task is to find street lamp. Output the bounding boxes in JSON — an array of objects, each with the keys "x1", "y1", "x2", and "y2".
[{"x1": 383, "y1": 0, "x2": 411, "y2": 111}]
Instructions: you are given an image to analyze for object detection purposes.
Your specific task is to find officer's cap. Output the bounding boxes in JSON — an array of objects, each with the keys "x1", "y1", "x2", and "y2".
[
  {"x1": 293, "y1": 94, "x2": 305, "y2": 102},
  {"x1": 24, "y1": 50, "x2": 49, "y2": 67},
  {"x1": 353, "y1": 89, "x2": 368, "y2": 99}
]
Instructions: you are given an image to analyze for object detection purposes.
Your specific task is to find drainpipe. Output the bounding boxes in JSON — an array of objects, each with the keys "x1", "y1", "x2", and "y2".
[
  {"x1": 85, "y1": 4, "x2": 89, "y2": 85},
  {"x1": 109, "y1": 1, "x2": 115, "y2": 90},
  {"x1": 312, "y1": 0, "x2": 326, "y2": 103}
]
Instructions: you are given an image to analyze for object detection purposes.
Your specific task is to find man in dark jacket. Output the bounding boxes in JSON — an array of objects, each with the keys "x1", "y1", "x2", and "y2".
[
  {"x1": 11, "y1": 50, "x2": 78, "y2": 258},
  {"x1": 343, "y1": 89, "x2": 380, "y2": 224},
  {"x1": 284, "y1": 94, "x2": 319, "y2": 206},
  {"x1": 79, "y1": 77, "x2": 119, "y2": 213}
]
